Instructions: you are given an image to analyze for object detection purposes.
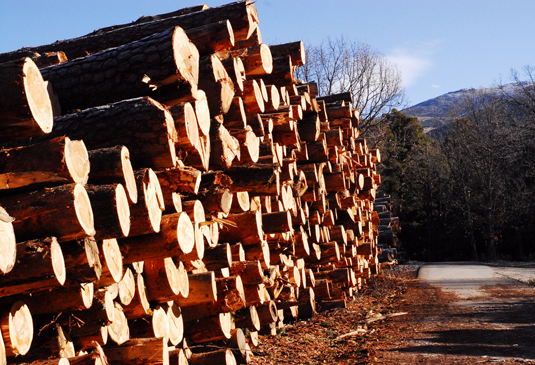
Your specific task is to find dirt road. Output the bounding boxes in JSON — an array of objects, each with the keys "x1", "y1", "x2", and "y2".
[{"x1": 250, "y1": 263, "x2": 535, "y2": 364}]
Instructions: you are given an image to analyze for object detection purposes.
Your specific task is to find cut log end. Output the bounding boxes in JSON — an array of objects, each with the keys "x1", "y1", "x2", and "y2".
[
  {"x1": 116, "y1": 184, "x2": 131, "y2": 237},
  {"x1": 23, "y1": 58, "x2": 54, "y2": 134},
  {"x1": 121, "y1": 146, "x2": 138, "y2": 204},
  {"x1": 172, "y1": 26, "x2": 200, "y2": 89},
  {"x1": 74, "y1": 184, "x2": 96, "y2": 237},
  {"x1": 51, "y1": 237, "x2": 66, "y2": 285},
  {"x1": 102, "y1": 238, "x2": 124, "y2": 284},
  {"x1": 0, "y1": 212, "x2": 16, "y2": 274},
  {"x1": 65, "y1": 138, "x2": 90, "y2": 185},
  {"x1": 6, "y1": 301, "x2": 33, "y2": 356}
]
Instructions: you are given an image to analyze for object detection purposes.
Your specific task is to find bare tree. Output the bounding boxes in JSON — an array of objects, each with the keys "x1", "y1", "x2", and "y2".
[{"x1": 296, "y1": 36, "x2": 406, "y2": 133}]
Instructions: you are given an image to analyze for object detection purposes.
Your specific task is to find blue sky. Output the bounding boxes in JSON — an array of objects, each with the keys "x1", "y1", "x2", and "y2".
[{"x1": 1, "y1": 0, "x2": 534, "y2": 106}]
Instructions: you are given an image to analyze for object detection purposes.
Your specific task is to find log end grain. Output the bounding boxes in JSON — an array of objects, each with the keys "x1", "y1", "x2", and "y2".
[
  {"x1": 22, "y1": 58, "x2": 54, "y2": 134},
  {"x1": 0, "y1": 209, "x2": 16, "y2": 274},
  {"x1": 65, "y1": 138, "x2": 90, "y2": 185},
  {"x1": 74, "y1": 183, "x2": 96, "y2": 237}
]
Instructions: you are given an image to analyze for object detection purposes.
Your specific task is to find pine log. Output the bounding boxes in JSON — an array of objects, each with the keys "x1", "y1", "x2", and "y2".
[
  {"x1": 86, "y1": 184, "x2": 130, "y2": 239},
  {"x1": 187, "y1": 20, "x2": 235, "y2": 56},
  {"x1": 119, "y1": 212, "x2": 195, "y2": 264},
  {"x1": 209, "y1": 122, "x2": 241, "y2": 169},
  {"x1": 175, "y1": 271, "x2": 217, "y2": 307},
  {"x1": 168, "y1": 102, "x2": 199, "y2": 153},
  {"x1": 185, "y1": 312, "x2": 232, "y2": 343},
  {"x1": 198, "y1": 54, "x2": 235, "y2": 117},
  {"x1": 224, "y1": 164, "x2": 280, "y2": 196},
  {"x1": 0, "y1": 1, "x2": 256, "y2": 63},
  {"x1": 224, "y1": 43, "x2": 272, "y2": 76},
  {"x1": 103, "y1": 337, "x2": 169, "y2": 365},
  {"x1": 87, "y1": 146, "x2": 137, "y2": 204},
  {"x1": 240, "y1": 79, "x2": 264, "y2": 114},
  {"x1": 0, "y1": 301, "x2": 33, "y2": 356},
  {"x1": 219, "y1": 211, "x2": 264, "y2": 245},
  {"x1": 188, "y1": 349, "x2": 235, "y2": 365},
  {"x1": 0, "y1": 183, "x2": 94, "y2": 242},
  {"x1": 155, "y1": 166, "x2": 202, "y2": 207},
  {"x1": 0, "y1": 58, "x2": 53, "y2": 143},
  {"x1": 221, "y1": 58, "x2": 246, "y2": 94},
  {"x1": 118, "y1": 267, "x2": 136, "y2": 306},
  {"x1": 0, "y1": 237, "x2": 65, "y2": 297},
  {"x1": 40, "y1": 26, "x2": 199, "y2": 113},
  {"x1": 0, "y1": 136, "x2": 89, "y2": 191},
  {"x1": 42, "y1": 97, "x2": 178, "y2": 170},
  {"x1": 122, "y1": 273, "x2": 151, "y2": 320},
  {"x1": 230, "y1": 126, "x2": 260, "y2": 165},
  {"x1": 229, "y1": 260, "x2": 265, "y2": 285},
  {"x1": 129, "y1": 168, "x2": 164, "y2": 237},
  {"x1": 61, "y1": 237, "x2": 102, "y2": 284},
  {"x1": 252, "y1": 56, "x2": 294, "y2": 87},
  {"x1": 270, "y1": 41, "x2": 306, "y2": 66}
]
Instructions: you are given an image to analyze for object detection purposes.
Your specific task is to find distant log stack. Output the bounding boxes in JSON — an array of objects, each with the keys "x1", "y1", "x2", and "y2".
[{"x1": 0, "y1": 1, "x2": 393, "y2": 363}]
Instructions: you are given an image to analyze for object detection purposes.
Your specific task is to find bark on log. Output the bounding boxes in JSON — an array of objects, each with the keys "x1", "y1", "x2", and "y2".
[
  {"x1": 42, "y1": 97, "x2": 178, "y2": 170},
  {"x1": 270, "y1": 41, "x2": 306, "y2": 66},
  {"x1": 168, "y1": 102, "x2": 199, "y2": 153},
  {"x1": 129, "y1": 168, "x2": 164, "y2": 237},
  {"x1": 0, "y1": 183, "x2": 94, "y2": 242},
  {"x1": 0, "y1": 1, "x2": 256, "y2": 62},
  {"x1": 185, "y1": 312, "x2": 232, "y2": 343},
  {"x1": 102, "y1": 337, "x2": 169, "y2": 365},
  {"x1": 87, "y1": 145, "x2": 137, "y2": 204},
  {"x1": 224, "y1": 164, "x2": 280, "y2": 196},
  {"x1": 119, "y1": 212, "x2": 195, "y2": 264},
  {"x1": 0, "y1": 237, "x2": 65, "y2": 297},
  {"x1": 40, "y1": 26, "x2": 199, "y2": 113},
  {"x1": 86, "y1": 184, "x2": 130, "y2": 240},
  {"x1": 0, "y1": 58, "x2": 53, "y2": 143},
  {"x1": 0, "y1": 136, "x2": 89, "y2": 191},
  {"x1": 155, "y1": 166, "x2": 202, "y2": 207},
  {"x1": 219, "y1": 211, "x2": 263, "y2": 245}
]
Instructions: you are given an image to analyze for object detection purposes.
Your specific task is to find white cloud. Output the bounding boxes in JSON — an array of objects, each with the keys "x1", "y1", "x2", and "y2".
[
  {"x1": 386, "y1": 41, "x2": 440, "y2": 88},
  {"x1": 431, "y1": 84, "x2": 440, "y2": 88}
]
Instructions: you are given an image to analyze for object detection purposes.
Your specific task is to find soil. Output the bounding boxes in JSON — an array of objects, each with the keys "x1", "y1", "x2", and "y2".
[{"x1": 249, "y1": 264, "x2": 535, "y2": 364}]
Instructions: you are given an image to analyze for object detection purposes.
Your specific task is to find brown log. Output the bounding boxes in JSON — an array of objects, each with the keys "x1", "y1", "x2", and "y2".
[
  {"x1": 87, "y1": 146, "x2": 137, "y2": 204},
  {"x1": 168, "y1": 102, "x2": 199, "y2": 152},
  {"x1": 122, "y1": 273, "x2": 151, "y2": 320},
  {"x1": 230, "y1": 126, "x2": 260, "y2": 165},
  {"x1": 155, "y1": 166, "x2": 202, "y2": 206},
  {"x1": 0, "y1": 58, "x2": 53, "y2": 143},
  {"x1": 119, "y1": 212, "x2": 195, "y2": 264},
  {"x1": 185, "y1": 312, "x2": 232, "y2": 343},
  {"x1": 262, "y1": 211, "x2": 292, "y2": 234},
  {"x1": 234, "y1": 305, "x2": 260, "y2": 332},
  {"x1": 240, "y1": 79, "x2": 264, "y2": 115},
  {"x1": 224, "y1": 164, "x2": 280, "y2": 196},
  {"x1": 0, "y1": 1, "x2": 256, "y2": 63},
  {"x1": 61, "y1": 236, "x2": 102, "y2": 284},
  {"x1": 252, "y1": 56, "x2": 295, "y2": 87},
  {"x1": 221, "y1": 57, "x2": 245, "y2": 94},
  {"x1": 188, "y1": 349, "x2": 235, "y2": 365},
  {"x1": 0, "y1": 237, "x2": 65, "y2": 297},
  {"x1": 229, "y1": 260, "x2": 265, "y2": 285},
  {"x1": 223, "y1": 96, "x2": 247, "y2": 130},
  {"x1": 230, "y1": 191, "x2": 250, "y2": 213},
  {"x1": 0, "y1": 301, "x2": 33, "y2": 356},
  {"x1": 209, "y1": 122, "x2": 241, "y2": 170},
  {"x1": 41, "y1": 97, "x2": 178, "y2": 170},
  {"x1": 219, "y1": 211, "x2": 263, "y2": 245},
  {"x1": 40, "y1": 26, "x2": 199, "y2": 113},
  {"x1": 32, "y1": 51, "x2": 68, "y2": 68},
  {"x1": 198, "y1": 54, "x2": 235, "y2": 117},
  {"x1": 187, "y1": 20, "x2": 235, "y2": 56},
  {"x1": 175, "y1": 271, "x2": 217, "y2": 307},
  {"x1": 225, "y1": 43, "x2": 272, "y2": 77},
  {"x1": 86, "y1": 184, "x2": 130, "y2": 240},
  {"x1": 103, "y1": 337, "x2": 169, "y2": 365},
  {"x1": 129, "y1": 168, "x2": 164, "y2": 237},
  {"x1": 0, "y1": 183, "x2": 94, "y2": 242},
  {"x1": 0, "y1": 136, "x2": 89, "y2": 191},
  {"x1": 270, "y1": 41, "x2": 306, "y2": 66}
]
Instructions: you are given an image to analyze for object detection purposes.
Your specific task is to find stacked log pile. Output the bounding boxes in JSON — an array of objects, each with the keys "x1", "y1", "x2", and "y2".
[
  {"x1": 0, "y1": 1, "x2": 388, "y2": 364},
  {"x1": 374, "y1": 191, "x2": 401, "y2": 264}
]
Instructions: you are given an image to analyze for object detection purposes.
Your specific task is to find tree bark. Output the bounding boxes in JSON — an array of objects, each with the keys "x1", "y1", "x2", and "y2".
[{"x1": 40, "y1": 26, "x2": 199, "y2": 113}]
